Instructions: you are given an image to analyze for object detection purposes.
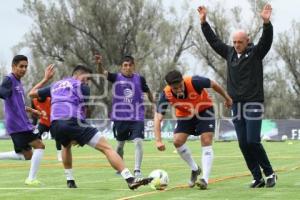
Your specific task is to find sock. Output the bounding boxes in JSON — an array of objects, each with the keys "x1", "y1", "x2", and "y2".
[
  {"x1": 176, "y1": 144, "x2": 198, "y2": 171},
  {"x1": 121, "y1": 168, "x2": 134, "y2": 183},
  {"x1": 116, "y1": 141, "x2": 125, "y2": 159},
  {"x1": 134, "y1": 138, "x2": 143, "y2": 172},
  {"x1": 202, "y1": 146, "x2": 214, "y2": 183},
  {"x1": 57, "y1": 150, "x2": 62, "y2": 161},
  {"x1": 27, "y1": 149, "x2": 44, "y2": 180},
  {"x1": 64, "y1": 168, "x2": 74, "y2": 181},
  {"x1": 0, "y1": 151, "x2": 25, "y2": 160}
]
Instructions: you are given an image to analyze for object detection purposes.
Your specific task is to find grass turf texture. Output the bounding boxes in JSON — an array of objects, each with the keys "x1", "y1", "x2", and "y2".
[{"x1": 0, "y1": 139, "x2": 299, "y2": 200}]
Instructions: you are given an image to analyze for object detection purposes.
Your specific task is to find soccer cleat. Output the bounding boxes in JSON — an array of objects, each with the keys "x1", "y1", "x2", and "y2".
[
  {"x1": 25, "y1": 178, "x2": 41, "y2": 186},
  {"x1": 128, "y1": 177, "x2": 153, "y2": 190},
  {"x1": 67, "y1": 180, "x2": 77, "y2": 188},
  {"x1": 196, "y1": 178, "x2": 208, "y2": 190},
  {"x1": 266, "y1": 173, "x2": 277, "y2": 188},
  {"x1": 188, "y1": 167, "x2": 201, "y2": 187},
  {"x1": 249, "y1": 178, "x2": 265, "y2": 188},
  {"x1": 134, "y1": 170, "x2": 143, "y2": 178}
]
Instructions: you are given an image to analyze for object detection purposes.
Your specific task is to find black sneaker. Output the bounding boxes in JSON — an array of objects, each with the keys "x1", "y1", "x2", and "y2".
[
  {"x1": 67, "y1": 180, "x2": 77, "y2": 188},
  {"x1": 127, "y1": 177, "x2": 153, "y2": 190},
  {"x1": 196, "y1": 178, "x2": 208, "y2": 190},
  {"x1": 249, "y1": 178, "x2": 265, "y2": 188},
  {"x1": 266, "y1": 173, "x2": 277, "y2": 188},
  {"x1": 188, "y1": 167, "x2": 201, "y2": 187}
]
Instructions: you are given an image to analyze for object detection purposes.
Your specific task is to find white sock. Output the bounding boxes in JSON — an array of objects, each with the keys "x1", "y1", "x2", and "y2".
[
  {"x1": 134, "y1": 138, "x2": 143, "y2": 171},
  {"x1": 27, "y1": 149, "x2": 44, "y2": 180},
  {"x1": 57, "y1": 150, "x2": 62, "y2": 161},
  {"x1": 120, "y1": 168, "x2": 134, "y2": 180},
  {"x1": 202, "y1": 146, "x2": 214, "y2": 183},
  {"x1": 176, "y1": 144, "x2": 198, "y2": 171},
  {"x1": 0, "y1": 151, "x2": 25, "y2": 160},
  {"x1": 64, "y1": 168, "x2": 74, "y2": 181}
]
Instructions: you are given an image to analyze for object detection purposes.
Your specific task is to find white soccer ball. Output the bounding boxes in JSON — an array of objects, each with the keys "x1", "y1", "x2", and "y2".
[
  {"x1": 262, "y1": 135, "x2": 270, "y2": 141},
  {"x1": 281, "y1": 135, "x2": 288, "y2": 141},
  {"x1": 148, "y1": 169, "x2": 169, "y2": 190}
]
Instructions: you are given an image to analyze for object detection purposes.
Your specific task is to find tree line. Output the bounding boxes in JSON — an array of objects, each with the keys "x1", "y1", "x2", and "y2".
[{"x1": 5, "y1": 0, "x2": 299, "y2": 119}]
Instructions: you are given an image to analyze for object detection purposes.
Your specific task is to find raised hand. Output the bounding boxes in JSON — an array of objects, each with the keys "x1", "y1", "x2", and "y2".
[
  {"x1": 197, "y1": 6, "x2": 207, "y2": 24},
  {"x1": 94, "y1": 53, "x2": 102, "y2": 65},
  {"x1": 261, "y1": 3, "x2": 272, "y2": 23},
  {"x1": 44, "y1": 64, "x2": 55, "y2": 81}
]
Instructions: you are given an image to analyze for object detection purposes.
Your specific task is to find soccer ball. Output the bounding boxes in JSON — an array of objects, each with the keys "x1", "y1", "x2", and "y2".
[
  {"x1": 262, "y1": 135, "x2": 270, "y2": 141},
  {"x1": 148, "y1": 169, "x2": 169, "y2": 190},
  {"x1": 281, "y1": 135, "x2": 288, "y2": 141}
]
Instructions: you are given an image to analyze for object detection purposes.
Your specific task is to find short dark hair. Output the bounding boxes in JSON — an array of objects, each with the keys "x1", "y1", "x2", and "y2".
[
  {"x1": 121, "y1": 55, "x2": 135, "y2": 65},
  {"x1": 72, "y1": 64, "x2": 93, "y2": 75},
  {"x1": 12, "y1": 55, "x2": 28, "y2": 65},
  {"x1": 165, "y1": 70, "x2": 183, "y2": 85}
]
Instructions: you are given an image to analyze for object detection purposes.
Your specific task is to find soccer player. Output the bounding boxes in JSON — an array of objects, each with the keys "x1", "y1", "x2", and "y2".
[
  {"x1": 154, "y1": 70, "x2": 232, "y2": 189},
  {"x1": 96, "y1": 54, "x2": 155, "y2": 177},
  {"x1": 0, "y1": 55, "x2": 47, "y2": 185},
  {"x1": 29, "y1": 64, "x2": 153, "y2": 189},
  {"x1": 31, "y1": 95, "x2": 62, "y2": 161},
  {"x1": 198, "y1": 3, "x2": 277, "y2": 187}
]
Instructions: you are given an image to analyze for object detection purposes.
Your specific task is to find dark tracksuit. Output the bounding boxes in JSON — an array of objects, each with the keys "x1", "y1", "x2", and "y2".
[{"x1": 201, "y1": 21, "x2": 274, "y2": 180}]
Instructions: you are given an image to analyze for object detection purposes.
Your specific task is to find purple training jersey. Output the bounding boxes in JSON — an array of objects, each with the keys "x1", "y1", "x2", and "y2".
[
  {"x1": 111, "y1": 73, "x2": 145, "y2": 121},
  {"x1": 50, "y1": 77, "x2": 86, "y2": 121},
  {"x1": 4, "y1": 73, "x2": 33, "y2": 134}
]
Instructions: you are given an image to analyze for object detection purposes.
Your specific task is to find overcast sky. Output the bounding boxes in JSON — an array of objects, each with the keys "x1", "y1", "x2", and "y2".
[{"x1": 0, "y1": 0, "x2": 299, "y2": 67}]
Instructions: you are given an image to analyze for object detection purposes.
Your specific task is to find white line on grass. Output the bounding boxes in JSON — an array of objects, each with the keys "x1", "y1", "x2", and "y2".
[{"x1": 0, "y1": 187, "x2": 128, "y2": 191}]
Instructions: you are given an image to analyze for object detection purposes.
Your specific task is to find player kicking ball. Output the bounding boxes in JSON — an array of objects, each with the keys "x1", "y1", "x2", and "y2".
[{"x1": 29, "y1": 64, "x2": 152, "y2": 189}]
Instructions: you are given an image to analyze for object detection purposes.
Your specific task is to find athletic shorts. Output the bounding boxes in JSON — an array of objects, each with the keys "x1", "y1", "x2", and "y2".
[
  {"x1": 174, "y1": 107, "x2": 215, "y2": 136},
  {"x1": 10, "y1": 131, "x2": 39, "y2": 153},
  {"x1": 37, "y1": 123, "x2": 50, "y2": 138},
  {"x1": 113, "y1": 121, "x2": 144, "y2": 141},
  {"x1": 50, "y1": 118, "x2": 98, "y2": 147}
]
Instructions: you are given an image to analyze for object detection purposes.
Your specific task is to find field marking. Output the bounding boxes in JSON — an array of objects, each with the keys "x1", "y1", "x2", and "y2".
[
  {"x1": 0, "y1": 166, "x2": 296, "y2": 197},
  {"x1": 116, "y1": 166, "x2": 300, "y2": 200},
  {"x1": 0, "y1": 187, "x2": 128, "y2": 191},
  {"x1": 41, "y1": 154, "x2": 300, "y2": 160}
]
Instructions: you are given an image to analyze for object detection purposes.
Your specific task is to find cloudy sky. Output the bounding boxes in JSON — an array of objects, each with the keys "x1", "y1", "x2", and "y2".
[{"x1": 0, "y1": 0, "x2": 299, "y2": 67}]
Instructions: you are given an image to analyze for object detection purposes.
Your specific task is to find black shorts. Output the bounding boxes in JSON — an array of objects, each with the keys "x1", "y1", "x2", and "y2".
[
  {"x1": 50, "y1": 118, "x2": 98, "y2": 147},
  {"x1": 37, "y1": 123, "x2": 50, "y2": 138},
  {"x1": 113, "y1": 121, "x2": 144, "y2": 141},
  {"x1": 174, "y1": 107, "x2": 215, "y2": 136},
  {"x1": 11, "y1": 131, "x2": 39, "y2": 153}
]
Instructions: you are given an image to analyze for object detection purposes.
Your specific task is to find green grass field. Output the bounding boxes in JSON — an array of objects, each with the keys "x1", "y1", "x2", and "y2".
[{"x1": 0, "y1": 139, "x2": 299, "y2": 200}]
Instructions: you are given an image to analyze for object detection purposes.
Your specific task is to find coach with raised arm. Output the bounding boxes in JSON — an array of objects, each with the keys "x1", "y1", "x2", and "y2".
[{"x1": 197, "y1": 3, "x2": 277, "y2": 188}]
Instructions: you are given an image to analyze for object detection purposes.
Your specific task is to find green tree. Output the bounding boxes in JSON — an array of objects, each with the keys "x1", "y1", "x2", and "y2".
[
  {"x1": 18, "y1": 0, "x2": 193, "y2": 118},
  {"x1": 190, "y1": 0, "x2": 298, "y2": 118},
  {"x1": 273, "y1": 21, "x2": 300, "y2": 118}
]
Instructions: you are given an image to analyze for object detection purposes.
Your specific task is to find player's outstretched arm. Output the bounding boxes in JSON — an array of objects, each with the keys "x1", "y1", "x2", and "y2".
[
  {"x1": 198, "y1": 5, "x2": 230, "y2": 59},
  {"x1": 154, "y1": 112, "x2": 166, "y2": 151},
  {"x1": 210, "y1": 80, "x2": 232, "y2": 108},
  {"x1": 28, "y1": 64, "x2": 55, "y2": 98},
  {"x1": 25, "y1": 106, "x2": 44, "y2": 117}
]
